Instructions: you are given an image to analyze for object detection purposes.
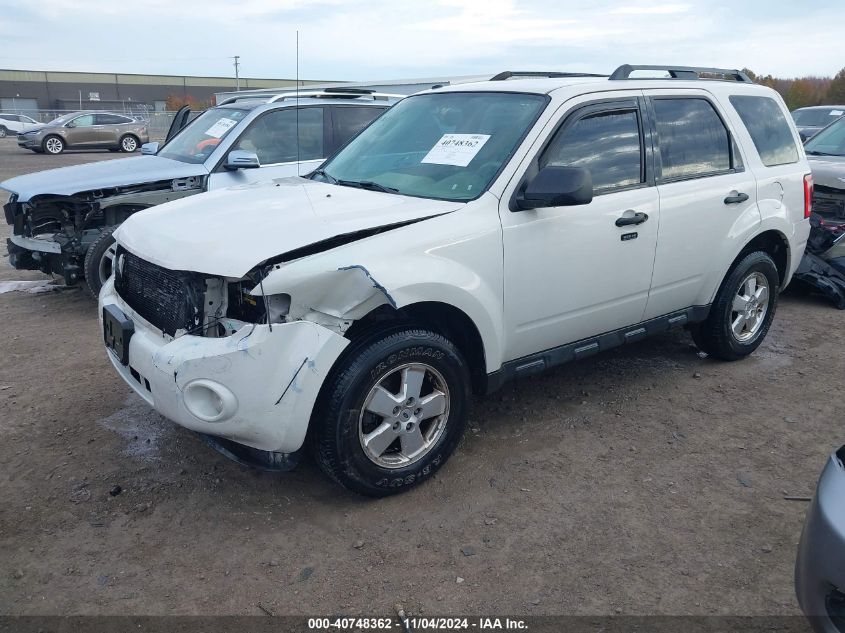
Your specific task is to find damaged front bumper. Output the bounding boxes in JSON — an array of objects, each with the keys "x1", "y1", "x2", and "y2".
[
  {"x1": 6, "y1": 234, "x2": 84, "y2": 284},
  {"x1": 99, "y1": 277, "x2": 349, "y2": 454}
]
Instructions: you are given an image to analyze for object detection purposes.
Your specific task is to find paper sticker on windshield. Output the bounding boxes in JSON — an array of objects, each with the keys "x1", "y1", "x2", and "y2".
[
  {"x1": 421, "y1": 134, "x2": 491, "y2": 167},
  {"x1": 204, "y1": 117, "x2": 238, "y2": 138},
  {"x1": 830, "y1": 110, "x2": 844, "y2": 116}
]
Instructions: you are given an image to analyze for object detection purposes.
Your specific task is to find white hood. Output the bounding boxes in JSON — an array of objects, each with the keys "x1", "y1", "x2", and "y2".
[{"x1": 115, "y1": 177, "x2": 463, "y2": 278}]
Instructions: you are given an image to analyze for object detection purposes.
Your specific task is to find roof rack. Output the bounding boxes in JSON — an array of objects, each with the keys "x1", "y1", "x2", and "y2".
[
  {"x1": 266, "y1": 90, "x2": 403, "y2": 102},
  {"x1": 216, "y1": 95, "x2": 274, "y2": 105},
  {"x1": 322, "y1": 87, "x2": 376, "y2": 95},
  {"x1": 216, "y1": 90, "x2": 403, "y2": 106},
  {"x1": 491, "y1": 71, "x2": 607, "y2": 81},
  {"x1": 609, "y1": 65, "x2": 752, "y2": 83}
]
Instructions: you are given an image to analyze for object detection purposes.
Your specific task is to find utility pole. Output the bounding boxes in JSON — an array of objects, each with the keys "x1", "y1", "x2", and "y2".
[{"x1": 232, "y1": 56, "x2": 240, "y2": 91}]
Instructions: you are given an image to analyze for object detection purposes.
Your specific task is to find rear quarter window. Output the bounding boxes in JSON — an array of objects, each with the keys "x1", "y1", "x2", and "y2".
[{"x1": 730, "y1": 95, "x2": 799, "y2": 167}]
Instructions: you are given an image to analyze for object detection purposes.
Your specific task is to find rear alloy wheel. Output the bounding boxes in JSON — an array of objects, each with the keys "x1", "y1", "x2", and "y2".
[
  {"x1": 83, "y1": 226, "x2": 118, "y2": 298},
  {"x1": 690, "y1": 251, "x2": 779, "y2": 360},
  {"x1": 43, "y1": 135, "x2": 64, "y2": 154},
  {"x1": 311, "y1": 328, "x2": 470, "y2": 496},
  {"x1": 0, "y1": 127, "x2": 8, "y2": 138},
  {"x1": 119, "y1": 135, "x2": 139, "y2": 152}
]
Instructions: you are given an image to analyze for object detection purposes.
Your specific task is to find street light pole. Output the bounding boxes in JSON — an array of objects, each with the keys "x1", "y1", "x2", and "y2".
[{"x1": 232, "y1": 56, "x2": 240, "y2": 91}]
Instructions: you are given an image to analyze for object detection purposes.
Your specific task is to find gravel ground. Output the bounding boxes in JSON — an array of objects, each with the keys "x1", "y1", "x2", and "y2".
[{"x1": 0, "y1": 137, "x2": 840, "y2": 617}]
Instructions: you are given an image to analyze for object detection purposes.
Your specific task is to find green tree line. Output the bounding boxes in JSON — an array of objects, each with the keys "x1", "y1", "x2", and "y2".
[{"x1": 743, "y1": 67, "x2": 845, "y2": 111}]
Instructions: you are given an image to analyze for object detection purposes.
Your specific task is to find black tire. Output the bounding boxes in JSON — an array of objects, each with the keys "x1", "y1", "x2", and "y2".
[
  {"x1": 0, "y1": 126, "x2": 8, "y2": 138},
  {"x1": 310, "y1": 328, "x2": 471, "y2": 497},
  {"x1": 691, "y1": 251, "x2": 779, "y2": 361},
  {"x1": 42, "y1": 135, "x2": 64, "y2": 154},
  {"x1": 119, "y1": 134, "x2": 139, "y2": 152},
  {"x1": 83, "y1": 226, "x2": 118, "y2": 298}
]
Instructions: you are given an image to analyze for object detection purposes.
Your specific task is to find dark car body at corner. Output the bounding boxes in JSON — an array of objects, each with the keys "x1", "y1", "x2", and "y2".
[
  {"x1": 796, "y1": 446, "x2": 845, "y2": 633},
  {"x1": 2, "y1": 91, "x2": 398, "y2": 288}
]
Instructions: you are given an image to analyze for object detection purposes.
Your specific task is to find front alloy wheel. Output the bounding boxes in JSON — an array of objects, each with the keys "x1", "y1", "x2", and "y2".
[
  {"x1": 311, "y1": 328, "x2": 470, "y2": 496},
  {"x1": 359, "y1": 363, "x2": 450, "y2": 468},
  {"x1": 43, "y1": 135, "x2": 64, "y2": 154},
  {"x1": 83, "y1": 226, "x2": 118, "y2": 298}
]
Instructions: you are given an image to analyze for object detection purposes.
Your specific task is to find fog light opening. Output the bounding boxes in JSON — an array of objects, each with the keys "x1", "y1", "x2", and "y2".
[{"x1": 183, "y1": 380, "x2": 237, "y2": 423}]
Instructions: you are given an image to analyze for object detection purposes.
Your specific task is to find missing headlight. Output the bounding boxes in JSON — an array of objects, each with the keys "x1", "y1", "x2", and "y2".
[{"x1": 226, "y1": 281, "x2": 289, "y2": 325}]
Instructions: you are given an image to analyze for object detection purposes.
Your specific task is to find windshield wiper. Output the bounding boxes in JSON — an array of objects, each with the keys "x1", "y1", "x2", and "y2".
[
  {"x1": 336, "y1": 179, "x2": 399, "y2": 194},
  {"x1": 806, "y1": 150, "x2": 838, "y2": 156},
  {"x1": 310, "y1": 168, "x2": 338, "y2": 184}
]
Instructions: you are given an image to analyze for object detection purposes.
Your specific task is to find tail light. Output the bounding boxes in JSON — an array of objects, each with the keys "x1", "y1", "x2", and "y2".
[{"x1": 804, "y1": 173, "x2": 813, "y2": 219}]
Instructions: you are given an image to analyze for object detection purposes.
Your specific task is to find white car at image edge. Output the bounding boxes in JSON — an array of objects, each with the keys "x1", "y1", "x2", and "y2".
[
  {"x1": 99, "y1": 64, "x2": 812, "y2": 497},
  {"x1": 0, "y1": 113, "x2": 39, "y2": 137}
]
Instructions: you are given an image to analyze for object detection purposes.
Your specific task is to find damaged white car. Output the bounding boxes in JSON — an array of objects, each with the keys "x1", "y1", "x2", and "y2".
[
  {"x1": 100, "y1": 65, "x2": 811, "y2": 496},
  {"x1": 3, "y1": 90, "x2": 396, "y2": 296}
]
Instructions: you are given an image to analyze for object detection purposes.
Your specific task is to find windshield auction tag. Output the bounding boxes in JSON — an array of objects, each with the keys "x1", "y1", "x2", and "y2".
[
  {"x1": 830, "y1": 110, "x2": 844, "y2": 116},
  {"x1": 204, "y1": 117, "x2": 238, "y2": 138},
  {"x1": 421, "y1": 133, "x2": 491, "y2": 167}
]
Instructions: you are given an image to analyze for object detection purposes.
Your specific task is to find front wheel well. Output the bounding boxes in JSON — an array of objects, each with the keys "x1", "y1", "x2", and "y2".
[
  {"x1": 344, "y1": 301, "x2": 488, "y2": 394},
  {"x1": 102, "y1": 204, "x2": 147, "y2": 226},
  {"x1": 735, "y1": 230, "x2": 789, "y2": 285}
]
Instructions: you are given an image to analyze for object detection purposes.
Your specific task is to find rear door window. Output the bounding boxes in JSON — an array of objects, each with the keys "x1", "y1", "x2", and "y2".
[
  {"x1": 234, "y1": 107, "x2": 324, "y2": 164},
  {"x1": 651, "y1": 98, "x2": 732, "y2": 180},
  {"x1": 730, "y1": 95, "x2": 799, "y2": 167},
  {"x1": 331, "y1": 106, "x2": 385, "y2": 151},
  {"x1": 96, "y1": 114, "x2": 132, "y2": 125},
  {"x1": 540, "y1": 106, "x2": 643, "y2": 193}
]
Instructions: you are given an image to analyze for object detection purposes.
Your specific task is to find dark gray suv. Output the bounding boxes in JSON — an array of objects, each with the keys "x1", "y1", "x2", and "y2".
[{"x1": 16, "y1": 111, "x2": 150, "y2": 154}]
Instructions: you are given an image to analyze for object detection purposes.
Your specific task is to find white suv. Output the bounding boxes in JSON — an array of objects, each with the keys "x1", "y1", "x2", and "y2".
[
  {"x1": 0, "y1": 113, "x2": 39, "y2": 137},
  {"x1": 99, "y1": 65, "x2": 811, "y2": 496}
]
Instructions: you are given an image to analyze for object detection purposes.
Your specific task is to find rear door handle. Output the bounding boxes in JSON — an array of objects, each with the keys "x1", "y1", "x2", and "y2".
[
  {"x1": 724, "y1": 192, "x2": 749, "y2": 204},
  {"x1": 615, "y1": 211, "x2": 649, "y2": 227}
]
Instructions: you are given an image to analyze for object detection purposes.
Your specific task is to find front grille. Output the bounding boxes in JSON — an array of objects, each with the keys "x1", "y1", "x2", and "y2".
[{"x1": 114, "y1": 247, "x2": 204, "y2": 336}]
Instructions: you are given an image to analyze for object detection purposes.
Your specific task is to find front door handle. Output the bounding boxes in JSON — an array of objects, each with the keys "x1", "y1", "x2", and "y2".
[
  {"x1": 615, "y1": 211, "x2": 649, "y2": 227},
  {"x1": 724, "y1": 192, "x2": 749, "y2": 204}
]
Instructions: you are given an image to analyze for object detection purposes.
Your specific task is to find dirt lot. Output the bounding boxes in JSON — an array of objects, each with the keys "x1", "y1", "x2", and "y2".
[{"x1": 0, "y1": 137, "x2": 840, "y2": 617}]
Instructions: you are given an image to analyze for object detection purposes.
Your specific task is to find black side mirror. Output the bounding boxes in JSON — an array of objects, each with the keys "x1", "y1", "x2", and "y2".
[{"x1": 515, "y1": 165, "x2": 593, "y2": 210}]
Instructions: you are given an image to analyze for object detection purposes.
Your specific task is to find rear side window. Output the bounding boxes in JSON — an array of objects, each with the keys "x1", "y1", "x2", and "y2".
[
  {"x1": 730, "y1": 95, "x2": 799, "y2": 167},
  {"x1": 332, "y1": 106, "x2": 384, "y2": 148},
  {"x1": 540, "y1": 109, "x2": 642, "y2": 193},
  {"x1": 652, "y1": 98, "x2": 731, "y2": 180},
  {"x1": 96, "y1": 114, "x2": 132, "y2": 125}
]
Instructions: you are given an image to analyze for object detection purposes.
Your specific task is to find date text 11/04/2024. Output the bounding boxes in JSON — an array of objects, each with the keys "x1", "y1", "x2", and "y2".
[{"x1": 307, "y1": 617, "x2": 528, "y2": 630}]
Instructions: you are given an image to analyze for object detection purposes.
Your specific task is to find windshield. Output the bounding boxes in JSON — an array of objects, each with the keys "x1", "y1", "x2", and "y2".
[
  {"x1": 314, "y1": 92, "x2": 547, "y2": 201},
  {"x1": 804, "y1": 117, "x2": 845, "y2": 156},
  {"x1": 793, "y1": 108, "x2": 844, "y2": 127},
  {"x1": 47, "y1": 114, "x2": 77, "y2": 125},
  {"x1": 157, "y1": 108, "x2": 250, "y2": 164}
]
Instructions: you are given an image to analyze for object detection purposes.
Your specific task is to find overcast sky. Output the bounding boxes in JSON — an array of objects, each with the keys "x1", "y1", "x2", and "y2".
[{"x1": 0, "y1": 0, "x2": 843, "y2": 81}]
